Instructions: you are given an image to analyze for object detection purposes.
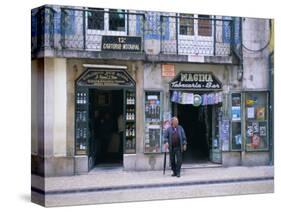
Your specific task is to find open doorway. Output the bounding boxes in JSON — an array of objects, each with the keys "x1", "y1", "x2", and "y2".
[
  {"x1": 173, "y1": 103, "x2": 213, "y2": 164},
  {"x1": 88, "y1": 89, "x2": 124, "y2": 167}
]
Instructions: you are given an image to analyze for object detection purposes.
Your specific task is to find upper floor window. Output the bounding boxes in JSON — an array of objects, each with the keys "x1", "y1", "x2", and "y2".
[
  {"x1": 87, "y1": 8, "x2": 104, "y2": 30},
  {"x1": 109, "y1": 9, "x2": 125, "y2": 31},
  {"x1": 198, "y1": 15, "x2": 212, "y2": 36},
  {"x1": 179, "y1": 14, "x2": 194, "y2": 35}
]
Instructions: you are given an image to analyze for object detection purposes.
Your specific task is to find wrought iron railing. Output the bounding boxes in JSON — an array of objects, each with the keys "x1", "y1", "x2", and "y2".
[
  {"x1": 31, "y1": 7, "x2": 55, "y2": 52},
  {"x1": 32, "y1": 7, "x2": 240, "y2": 58},
  {"x1": 60, "y1": 7, "x2": 145, "y2": 51},
  {"x1": 160, "y1": 15, "x2": 235, "y2": 56}
]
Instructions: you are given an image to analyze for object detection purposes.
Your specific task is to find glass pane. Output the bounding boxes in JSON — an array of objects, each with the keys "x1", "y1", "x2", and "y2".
[
  {"x1": 179, "y1": 14, "x2": 194, "y2": 35},
  {"x1": 231, "y1": 93, "x2": 241, "y2": 121},
  {"x1": 124, "y1": 90, "x2": 136, "y2": 154},
  {"x1": 231, "y1": 122, "x2": 242, "y2": 150},
  {"x1": 198, "y1": 15, "x2": 212, "y2": 36},
  {"x1": 75, "y1": 88, "x2": 88, "y2": 155},
  {"x1": 87, "y1": 8, "x2": 104, "y2": 30},
  {"x1": 245, "y1": 92, "x2": 268, "y2": 150},
  {"x1": 144, "y1": 91, "x2": 162, "y2": 153},
  {"x1": 109, "y1": 9, "x2": 125, "y2": 31}
]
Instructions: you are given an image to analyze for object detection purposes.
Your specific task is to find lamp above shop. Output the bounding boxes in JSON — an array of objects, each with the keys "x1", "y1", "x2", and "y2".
[
  {"x1": 83, "y1": 64, "x2": 128, "y2": 70},
  {"x1": 237, "y1": 69, "x2": 243, "y2": 81}
]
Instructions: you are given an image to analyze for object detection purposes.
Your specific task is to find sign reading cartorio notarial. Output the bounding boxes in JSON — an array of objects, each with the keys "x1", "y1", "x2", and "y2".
[
  {"x1": 102, "y1": 36, "x2": 142, "y2": 52},
  {"x1": 169, "y1": 72, "x2": 222, "y2": 90}
]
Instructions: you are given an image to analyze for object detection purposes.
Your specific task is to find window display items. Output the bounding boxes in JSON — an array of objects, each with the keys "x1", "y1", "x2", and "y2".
[
  {"x1": 252, "y1": 122, "x2": 259, "y2": 133},
  {"x1": 260, "y1": 125, "x2": 267, "y2": 136},
  {"x1": 247, "y1": 124, "x2": 253, "y2": 137},
  {"x1": 247, "y1": 107, "x2": 255, "y2": 119},
  {"x1": 235, "y1": 134, "x2": 242, "y2": 145},
  {"x1": 251, "y1": 134, "x2": 261, "y2": 148},
  {"x1": 256, "y1": 107, "x2": 265, "y2": 121},
  {"x1": 232, "y1": 106, "x2": 241, "y2": 121}
]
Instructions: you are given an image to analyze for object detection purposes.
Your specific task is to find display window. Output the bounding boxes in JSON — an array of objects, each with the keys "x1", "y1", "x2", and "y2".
[
  {"x1": 230, "y1": 93, "x2": 242, "y2": 150},
  {"x1": 245, "y1": 92, "x2": 268, "y2": 151},
  {"x1": 144, "y1": 91, "x2": 163, "y2": 153}
]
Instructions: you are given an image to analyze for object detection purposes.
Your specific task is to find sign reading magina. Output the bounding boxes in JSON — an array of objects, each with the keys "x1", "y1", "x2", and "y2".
[
  {"x1": 169, "y1": 72, "x2": 222, "y2": 90},
  {"x1": 102, "y1": 36, "x2": 142, "y2": 52}
]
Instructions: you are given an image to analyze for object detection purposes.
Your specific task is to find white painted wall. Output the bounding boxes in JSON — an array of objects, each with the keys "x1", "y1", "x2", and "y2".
[{"x1": 53, "y1": 59, "x2": 67, "y2": 156}]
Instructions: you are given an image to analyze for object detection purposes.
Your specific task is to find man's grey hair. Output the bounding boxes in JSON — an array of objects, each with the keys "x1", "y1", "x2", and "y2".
[{"x1": 171, "y1": 116, "x2": 179, "y2": 123}]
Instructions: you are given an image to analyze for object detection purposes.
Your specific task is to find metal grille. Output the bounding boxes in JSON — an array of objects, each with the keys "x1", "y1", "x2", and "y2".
[
  {"x1": 31, "y1": 7, "x2": 55, "y2": 51},
  {"x1": 160, "y1": 15, "x2": 234, "y2": 56},
  {"x1": 60, "y1": 8, "x2": 145, "y2": 51}
]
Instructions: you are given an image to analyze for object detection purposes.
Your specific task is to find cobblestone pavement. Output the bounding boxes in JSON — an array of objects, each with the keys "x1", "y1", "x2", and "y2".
[{"x1": 31, "y1": 166, "x2": 274, "y2": 207}]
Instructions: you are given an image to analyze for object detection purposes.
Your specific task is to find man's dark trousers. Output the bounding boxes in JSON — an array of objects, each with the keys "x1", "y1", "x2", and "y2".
[{"x1": 170, "y1": 146, "x2": 182, "y2": 175}]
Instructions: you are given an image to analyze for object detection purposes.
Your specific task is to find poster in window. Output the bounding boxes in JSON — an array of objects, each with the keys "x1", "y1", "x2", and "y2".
[
  {"x1": 256, "y1": 107, "x2": 265, "y2": 121},
  {"x1": 231, "y1": 106, "x2": 241, "y2": 121},
  {"x1": 251, "y1": 134, "x2": 261, "y2": 148},
  {"x1": 247, "y1": 107, "x2": 255, "y2": 119},
  {"x1": 252, "y1": 122, "x2": 259, "y2": 133},
  {"x1": 235, "y1": 134, "x2": 242, "y2": 145},
  {"x1": 260, "y1": 125, "x2": 267, "y2": 136},
  {"x1": 247, "y1": 124, "x2": 253, "y2": 137}
]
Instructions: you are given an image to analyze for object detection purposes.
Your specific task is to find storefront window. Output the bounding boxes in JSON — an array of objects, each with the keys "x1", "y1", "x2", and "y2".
[
  {"x1": 230, "y1": 93, "x2": 242, "y2": 150},
  {"x1": 124, "y1": 90, "x2": 136, "y2": 154},
  {"x1": 75, "y1": 87, "x2": 89, "y2": 155},
  {"x1": 144, "y1": 91, "x2": 162, "y2": 153},
  {"x1": 245, "y1": 92, "x2": 268, "y2": 151}
]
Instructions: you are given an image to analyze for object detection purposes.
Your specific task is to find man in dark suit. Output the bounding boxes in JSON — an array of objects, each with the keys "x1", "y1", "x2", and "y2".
[{"x1": 164, "y1": 117, "x2": 187, "y2": 177}]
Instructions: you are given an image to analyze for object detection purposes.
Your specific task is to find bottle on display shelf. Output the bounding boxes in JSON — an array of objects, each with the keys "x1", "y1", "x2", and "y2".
[
  {"x1": 132, "y1": 126, "x2": 135, "y2": 137},
  {"x1": 77, "y1": 93, "x2": 80, "y2": 104},
  {"x1": 83, "y1": 93, "x2": 87, "y2": 104},
  {"x1": 125, "y1": 125, "x2": 129, "y2": 137},
  {"x1": 132, "y1": 95, "x2": 135, "y2": 104},
  {"x1": 128, "y1": 109, "x2": 131, "y2": 120},
  {"x1": 128, "y1": 126, "x2": 132, "y2": 137},
  {"x1": 132, "y1": 111, "x2": 135, "y2": 120}
]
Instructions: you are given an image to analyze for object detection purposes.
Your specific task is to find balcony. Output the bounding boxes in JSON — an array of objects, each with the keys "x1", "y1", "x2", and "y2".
[
  {"x1": 32, "y1": 7, "x2": 146, "y2": 60},
  {"x1": 157, "y1": 14, "x2": 241, "y2": 63},
  {"x1": 31, "y1": 6, "x2": 241, "y2": 64}
]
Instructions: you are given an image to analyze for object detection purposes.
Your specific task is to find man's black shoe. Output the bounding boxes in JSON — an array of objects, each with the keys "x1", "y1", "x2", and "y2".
[
  {"x1": 171, "y1": 173, "x2": 176, "y2": 177},
  {"x1": 177, "y1": 174, "x2": 180, "y2": 177}
]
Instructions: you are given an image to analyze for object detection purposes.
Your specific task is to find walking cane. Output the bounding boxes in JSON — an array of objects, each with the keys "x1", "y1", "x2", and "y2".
[{"x1": 163, "y1": 149, "x2": 167, "y2": 175}]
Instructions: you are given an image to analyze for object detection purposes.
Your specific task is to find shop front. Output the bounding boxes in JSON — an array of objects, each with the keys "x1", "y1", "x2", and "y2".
[
  {"x1": 169, "y1": 72, "x2": 224, "y2": 164},
  {"x1": 74, "y1": 65, "x2": 137, "y2": 171}
]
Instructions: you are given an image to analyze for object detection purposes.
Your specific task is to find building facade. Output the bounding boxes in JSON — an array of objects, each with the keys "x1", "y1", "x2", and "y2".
[{"x1": 31, "y1": 5, "x2": 274, "y2": 176}]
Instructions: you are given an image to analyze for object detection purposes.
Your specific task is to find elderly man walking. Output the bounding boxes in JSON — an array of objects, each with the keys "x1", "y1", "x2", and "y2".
[{"x1": 164, "y1": 117, "x2": 187, "y2": 177}]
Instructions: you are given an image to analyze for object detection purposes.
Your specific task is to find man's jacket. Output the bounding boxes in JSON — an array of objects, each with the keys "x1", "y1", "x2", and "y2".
[{"x1": 164, "y1": 125, "x2": 187, "y2": 152}]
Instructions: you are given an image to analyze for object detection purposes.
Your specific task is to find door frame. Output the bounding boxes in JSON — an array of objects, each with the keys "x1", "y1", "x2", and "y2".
[{"x1": 74, "y1": 67, "x2": 136, "y2": 171}]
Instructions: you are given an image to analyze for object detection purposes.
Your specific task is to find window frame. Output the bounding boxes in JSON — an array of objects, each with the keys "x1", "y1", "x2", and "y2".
[
  {"x1": 229, "y1": 92, "x2": 243, "y2": 151},
  {"x1": 178, "y1": 14, "x2": 213, "y2": 38},
  {"x1": 244, "y1": 91, "x2": 269, "y2": 152},
  {"x1": 86, "y1": 8, "x2": 127, "y2": 35},
  {"x1": 87, "y1": 8, "x2": 105, "y2": 31}
]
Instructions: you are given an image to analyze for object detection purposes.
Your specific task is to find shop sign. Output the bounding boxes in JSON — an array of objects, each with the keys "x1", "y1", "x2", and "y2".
[
  {"x1": 169, "y1": 72, "x2": 222, "y2": 90},
  {"x1": 77, "y1": 69, "x2": 135, "y2": 87},
  {"x1": 162, "y1": 64, "x2": 175, "y2": 77},
  {"x1": 102, "y1": 35, "x2": 142, "y2": 52}
]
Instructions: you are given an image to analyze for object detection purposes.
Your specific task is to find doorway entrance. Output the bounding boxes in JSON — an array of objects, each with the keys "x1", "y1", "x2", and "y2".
[
  {"x1": 173, "y1": 103, "x2": 212, "y2": 164},
  {"x1": 88, "y1": 89, "x2": 124, "y2": 166}
]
